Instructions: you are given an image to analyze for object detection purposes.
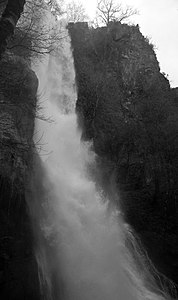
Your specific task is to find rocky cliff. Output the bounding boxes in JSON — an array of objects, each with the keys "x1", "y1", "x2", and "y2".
[
  {"x1": 69, "y1": 22, "x2": 178, "y2": 289},
  {"x1": 0, "y1": 54, "x2": 40, "y2": 299}
]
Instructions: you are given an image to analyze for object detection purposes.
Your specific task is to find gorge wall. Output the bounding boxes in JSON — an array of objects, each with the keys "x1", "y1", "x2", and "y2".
[
  {"x1": 68, "y1": 22, "x2": 178, "y2": 288},
  {"x1": 0, "y1": 54, "x2": 40, "y2": 299},
  {"x1": 0, "y1": 20, "x2": 177, "y2": 299}
]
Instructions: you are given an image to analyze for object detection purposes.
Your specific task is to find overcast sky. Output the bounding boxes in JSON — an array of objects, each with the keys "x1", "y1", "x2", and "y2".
[{"x1": 72, "y1": 0, "x2": 178, "y2": 87}]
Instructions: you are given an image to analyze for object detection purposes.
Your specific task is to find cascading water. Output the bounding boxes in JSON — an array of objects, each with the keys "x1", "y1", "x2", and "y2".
[{"x1": 30, "y1": 24, "x2": 172, "y2": 300}]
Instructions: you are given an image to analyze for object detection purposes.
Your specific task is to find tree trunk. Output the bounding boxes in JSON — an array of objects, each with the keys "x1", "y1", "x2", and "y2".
[{"x1": 0, "y1": 0, "x2": 26, "y2": 57}]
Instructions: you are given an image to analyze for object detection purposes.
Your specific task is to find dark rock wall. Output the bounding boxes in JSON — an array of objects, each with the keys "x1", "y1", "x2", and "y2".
[
  {"x1": 69, "y1": 22, "x2": 178, "y2": 289},
  {"x1": 0, "y1": 54, "x2": 40, "y2": 299}
]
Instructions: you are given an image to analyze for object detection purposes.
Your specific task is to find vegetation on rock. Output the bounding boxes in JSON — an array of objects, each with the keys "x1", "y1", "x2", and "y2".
[
  {"x1": 0, "y1": 0, "x2": 178, "y2": 297},
  {"x1": 0, "y1": 1, "x2": 44, "y2": 299},
  {"x1": 0, "y1": 54, "x2": 40, "y2": 299},
  {"x1": 69, "y1": 21, "x2": 178, "y2": 288}
]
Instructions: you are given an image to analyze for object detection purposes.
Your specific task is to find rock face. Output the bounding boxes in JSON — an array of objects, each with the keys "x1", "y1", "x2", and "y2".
[
  {"x1": 108, "y1": 22, "x2": 160, "y2": 90},
  {"x1": 0, "y1": 55, "x2": 40, "y2": 300},
  {"x1": 69, "y1": 22, "x2": 178, "y2": 288}
]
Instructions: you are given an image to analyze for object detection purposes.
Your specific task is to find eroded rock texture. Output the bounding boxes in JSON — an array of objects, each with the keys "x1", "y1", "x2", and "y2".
[
  {"x1": 0, "y1": 55, "x2": 40, "y2": 300},
  {"x1": 69, "y1": 22, "x2": 178, "y2": 287}
]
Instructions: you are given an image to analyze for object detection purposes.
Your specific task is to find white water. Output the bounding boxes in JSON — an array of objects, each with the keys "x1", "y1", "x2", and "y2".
[{"x1": 31, "y1": 30, "x2": 170, "y2": 300}]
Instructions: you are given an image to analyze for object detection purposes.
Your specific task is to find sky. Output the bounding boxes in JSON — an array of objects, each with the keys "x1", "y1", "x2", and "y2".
[{"x1": 71, "y1": 0, "x2": 178, "y2": 87}]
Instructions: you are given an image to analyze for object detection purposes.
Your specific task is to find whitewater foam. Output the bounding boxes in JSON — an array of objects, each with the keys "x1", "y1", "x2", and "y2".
[{"x1": 29, "y1": 27, "x2": 172, "y2": 300}]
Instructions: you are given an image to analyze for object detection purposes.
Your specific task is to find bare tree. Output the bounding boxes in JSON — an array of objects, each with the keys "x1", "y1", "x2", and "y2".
[
  {"x1": 96, "y1": 0, "x2": 138, "y2": 26},
  {"x1": 66, "y1": 0, "x2": 88, "y2": 23},
  {"x1": 7, "y1": 0, "x2": 66, "y2": 59},
  {"x1": 45, "y1": 0, "x2": 65, "y2": 18}
]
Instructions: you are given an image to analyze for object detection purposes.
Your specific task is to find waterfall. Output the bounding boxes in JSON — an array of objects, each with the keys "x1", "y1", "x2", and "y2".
[{"x1": 30, "y1": 26, "x2": 171, "y2": 300}]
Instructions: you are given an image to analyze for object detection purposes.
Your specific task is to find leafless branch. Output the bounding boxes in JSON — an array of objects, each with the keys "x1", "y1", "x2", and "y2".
[{"x1": 96, "y1": 0, "x2": 138, "y2": 26}]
